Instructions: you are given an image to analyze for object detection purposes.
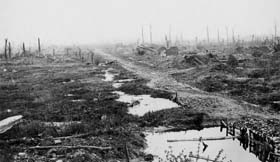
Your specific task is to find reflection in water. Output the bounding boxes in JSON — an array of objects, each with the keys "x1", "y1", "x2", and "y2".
[
  {"x1": 145, "y1": 127, "x2": 261, "y2": 162},
  {"x1": 222, "y1": 123, "x2": 280, "y2": 162}
]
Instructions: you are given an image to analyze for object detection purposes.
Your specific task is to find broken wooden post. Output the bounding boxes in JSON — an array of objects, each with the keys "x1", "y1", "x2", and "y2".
[
  {"x1": 8, "y1": 42, "x2": 11, "y2": 59},
  {"x1": 4, "y1": 39, "x2": 8, "y2": 60}
]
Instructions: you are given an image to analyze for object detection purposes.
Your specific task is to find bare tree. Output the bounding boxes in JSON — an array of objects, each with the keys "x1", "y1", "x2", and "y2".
[
  {"x1": 206, "y1": 26, "x2": 209, "y2": 43},
  {"x1": 141, "y1": 26, "x2": 145, "y2": 44},
  {"x1": 149, "y1": 25, "x2": 152, "y2": 44}
]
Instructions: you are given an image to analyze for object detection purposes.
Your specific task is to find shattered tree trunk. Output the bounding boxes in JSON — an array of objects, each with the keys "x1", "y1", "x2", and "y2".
[
  {"x1": 91, "y1": 52, "x2": 94, "y2": 64},
  {"x1": 38, "y1": 38, "x2": 41, "y2": 54},
  {"x1": 8, "y1": 42, "x2": 11, "y2": 59},
  {"x1": 22, "y1": 43, "x2": 26, "y2": 56},
  {"x1": 78, "y1": 48, "x2": 81, "y2": 60},
  {"x1": 4, "y1": 39, "x2": 8, "y2": 60}
]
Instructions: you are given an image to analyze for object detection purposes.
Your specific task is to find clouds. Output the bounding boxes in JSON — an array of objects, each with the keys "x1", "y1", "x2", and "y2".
[{"x1": 0, "y1": 0, "x2": 279, "y2": 45}]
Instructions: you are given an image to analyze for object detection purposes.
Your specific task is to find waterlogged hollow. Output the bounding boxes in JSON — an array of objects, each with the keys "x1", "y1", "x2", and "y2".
[
  {"x1": 102, "y1": 69, "x2": 117, "y2": 81},
  {"x1": 145, "y1": 127, "x2": 260, "y2": 162},
  {"x1": 114, "y1": 91, "x2": 179, "y2": 116},
  {"x1": 112, "y1": 82, "x2": 123, "y2": 88}
]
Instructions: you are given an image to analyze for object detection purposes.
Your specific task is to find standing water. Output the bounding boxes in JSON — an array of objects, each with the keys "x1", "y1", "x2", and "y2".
[
  {"x1": 145, "y1": 127, "x2": 260, "y2": 162},
  {"x1": 114, "y1": 91, "x2": 179, "y2": 116},
  {"x1": 102, "y1": 69, "x2": 117, "y2": 81}
]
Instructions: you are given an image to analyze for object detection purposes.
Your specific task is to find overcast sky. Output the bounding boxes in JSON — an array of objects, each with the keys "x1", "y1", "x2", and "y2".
[{"x1": 0, "y1": 0, "x2": 280, "y2": 46}]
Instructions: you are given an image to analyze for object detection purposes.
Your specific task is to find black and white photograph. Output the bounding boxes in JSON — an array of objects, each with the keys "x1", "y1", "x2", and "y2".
[{"x1": 0, "y1": 0, "x2": 280, "y2": 161}]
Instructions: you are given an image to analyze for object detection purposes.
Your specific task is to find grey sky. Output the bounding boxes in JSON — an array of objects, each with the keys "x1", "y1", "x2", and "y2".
[{"x1": 0, "y1": 0, "x2": 280, "y2": 45}]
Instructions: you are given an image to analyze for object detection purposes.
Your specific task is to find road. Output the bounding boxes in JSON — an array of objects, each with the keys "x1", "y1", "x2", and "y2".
[{"x1": 96, "y1": 49, "x2": 279, "y2": 120}]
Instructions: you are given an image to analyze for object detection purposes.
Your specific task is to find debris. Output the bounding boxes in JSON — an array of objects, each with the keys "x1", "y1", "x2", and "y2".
[
  {"x1": 167, "y1": 136, "x2": 239, "y2": 142},
  {"x1": 144, "y1": 154, "x2": 153, "y2": 161},
  {"x1": 0, "y1": 115, "x2": 23, "y2": 134},
  {"x1": 53, "y1": 133, "x2": 92, "y2": 140},
  {"x1": 54, "y1": 139, "x2": 62, "y2": 144},
  {"x1": 18, "y1": 152, "x2": 26, "y2": 157},
  {"x1": 166, "y1": 46, "x2": 179, "y2": 56},
  {"x1": 29, "y1": 145, "x2": 112, "y2": 151}
]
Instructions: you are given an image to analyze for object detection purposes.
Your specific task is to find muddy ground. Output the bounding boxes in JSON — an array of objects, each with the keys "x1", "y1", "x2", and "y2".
[
  {"x1": 0, "y1": 55, "x2": 210, "y2": 162},
  {"x1": 1, "y1": 46, "x2": 280, "y2": 161}
]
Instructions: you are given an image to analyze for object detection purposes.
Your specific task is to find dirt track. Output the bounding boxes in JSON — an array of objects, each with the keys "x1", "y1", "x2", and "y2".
[{"x1": 96, "y1": 49, "x2": 280, "y2": 120}]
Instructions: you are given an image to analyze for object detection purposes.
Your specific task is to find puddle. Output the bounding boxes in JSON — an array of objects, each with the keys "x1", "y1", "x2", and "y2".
[
  {"x1": 114, "y1": 91, "x2": 179, "y2": 116},
  {"x1": 112, "y1": 79, "x2": 135, "y2": 88},
  {"x1": 65, "y1": 94, "x2": 74, "y2": 97},
  {"x1": 71, "y1": 99, "x2": 86, "y2": 102},
  {"x1": 145, "y1": 127, "x2": 260, "y2": 162},
  {"x1": 117, "y1": 79, "x2": 135, "y2": 83},
  {"x1": 112, "y1": 83, "x2": 123, "y2": 88},
  {"x1": 102, "y1": 68, "x2": 118, "y2": 82},
  {"x1": 62, "y1": 79, "x2": 75, "y2": 84}
]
